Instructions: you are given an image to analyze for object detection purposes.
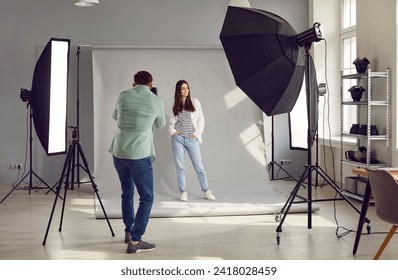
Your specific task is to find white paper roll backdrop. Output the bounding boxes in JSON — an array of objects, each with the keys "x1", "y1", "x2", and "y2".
[{"x1": 91, "y1": 46, "x2": 315, "y2": 218}]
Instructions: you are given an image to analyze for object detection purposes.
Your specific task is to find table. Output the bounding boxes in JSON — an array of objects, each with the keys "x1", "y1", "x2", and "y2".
[
  {"x1": 352, "y1": 167, "x2": 398, "y2": 179},
  {"x1": 351, "y1": 168, "x2": 398, "y2": 254}
]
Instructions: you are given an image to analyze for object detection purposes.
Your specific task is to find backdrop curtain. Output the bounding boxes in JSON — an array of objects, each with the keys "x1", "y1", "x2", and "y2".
[{"x1": 91, "y1": 45, "x2": 311, "y2": 218}]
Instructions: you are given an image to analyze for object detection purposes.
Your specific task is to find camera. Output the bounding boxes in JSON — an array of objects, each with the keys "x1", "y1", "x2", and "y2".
[{"x1": 151, "y1": 87, "x2": 158, "y2": 95}]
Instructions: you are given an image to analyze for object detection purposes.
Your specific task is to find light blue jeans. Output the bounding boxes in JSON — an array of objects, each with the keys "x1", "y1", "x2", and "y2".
[
  {"x1": 171, "y1": 135, "x2": 209, "y2": 192},
  {"x1": 112, "y1": 156, "x2": 153, "y2": 242}
]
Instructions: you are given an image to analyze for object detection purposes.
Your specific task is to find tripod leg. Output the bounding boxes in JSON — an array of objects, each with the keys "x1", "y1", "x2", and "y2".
[
  {"x1": 69, "y1": 145, "x2": 76, "y2": 190},
  {"x1": 310, "y1": 166, "x2": 372, "y2": 255},
  {"x1": 76, "y1": 142, "x2": 115, "y2": 237},
  {"x1": 58, "y1": 143, "x2": 76, "y2": 232},
  {"x1": 0, "y1": 172, "x2": 30, "y2": 203},
  {"x1": 315, "y1": 167, "x2": 368, "y2": 218},
  {"x1": 277, "y1": 167, "x2": 309, "y2": 216},
  {"x1": 269, "y1": 161, "x2": 304, "y2": 186},
  {"x1": 42, "y1": 144, "x2": 74, "y2": 246},
  {"x1": 30, "y1": 171, "x2": 62, "y2": 198},
  {"x1": 275, "y1": 166, "x2": 309, "y2": 244},
  {"x1": 46, "y1": 180, "x2": 59, "y2": 195}
]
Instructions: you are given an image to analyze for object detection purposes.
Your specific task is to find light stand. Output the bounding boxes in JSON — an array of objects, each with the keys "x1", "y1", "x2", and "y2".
[
  {"x1": 1, "y1": 101, "x2": 56, "y2": 203},
  {"x1": 219, "y1": 7, "x2": 368, "y2": 246},
  {"x1": 274, "y1": 45, "x2": 370, "y2": 244},
  {"x1": 268, "y1": 116, "x2": 294, "y2": 180},
  {"x1": 71, "y1": 46, "x2": 88, "y2": 189},
  {"x1": 267, "y1": 116, "x2": 308, "y2": 201},
  {"x1": 47, "y1": 46, "x2": 89, "y2": 193},
  {"x1": 42, "y1": 126, "x2": 114, "y2": 245}
]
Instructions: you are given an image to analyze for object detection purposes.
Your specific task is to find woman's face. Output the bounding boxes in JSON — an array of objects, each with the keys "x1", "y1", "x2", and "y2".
[{"x1": 180, "y1": 83, "x2": 190, "y2": 98}]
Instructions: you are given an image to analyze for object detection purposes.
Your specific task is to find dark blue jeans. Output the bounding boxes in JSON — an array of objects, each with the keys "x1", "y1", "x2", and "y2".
[{"x1": 113, "y1": 156, "x2": 154, "y2": 242}]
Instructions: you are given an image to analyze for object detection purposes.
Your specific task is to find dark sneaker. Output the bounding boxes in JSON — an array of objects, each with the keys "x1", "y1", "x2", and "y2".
[
  {"x1": 124, "y1": 232, "x2": 131, "y2": 244},
  {"x1": 127, "y1": 240, "x2": 156, "y2": 254}
]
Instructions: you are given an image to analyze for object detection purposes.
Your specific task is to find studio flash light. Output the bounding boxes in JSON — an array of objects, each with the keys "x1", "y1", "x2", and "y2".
[
  {"x1": 2, "y1": 38, "x2": 70, "y2": 202},
  {"x1": 219, "y1": 6, "x2": 323, "y2": 117},
  {"x1": 219, "y1": 6, "x2": 364, "y2": 246}
]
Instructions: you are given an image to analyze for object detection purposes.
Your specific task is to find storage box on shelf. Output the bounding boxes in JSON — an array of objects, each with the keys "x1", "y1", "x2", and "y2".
[{"x1": 343, "y1": 176, "x2": 372, "y2": 199}]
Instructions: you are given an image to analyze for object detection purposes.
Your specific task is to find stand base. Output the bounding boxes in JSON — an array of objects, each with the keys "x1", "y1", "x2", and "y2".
[
  {"x1": 268, "y1": 161, "x2": 297, "y2": 181},
  {"x1": 1, "y1": 170, "x2": 57, "y2": 204},
  {"x1": 42, "y1": 137, "x2": 114, "y2": 245},
  {"x1": 275, "y1": 164, "x2": 370, "y2": 245},
  {"x1": 268, "y1": 161, "x2": 307, "y2": 201}
]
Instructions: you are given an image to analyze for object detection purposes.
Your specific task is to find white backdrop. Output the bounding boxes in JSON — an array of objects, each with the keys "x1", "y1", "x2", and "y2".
[{"x1": 91, "y1": 46, "x2": 310, "y2": 218}]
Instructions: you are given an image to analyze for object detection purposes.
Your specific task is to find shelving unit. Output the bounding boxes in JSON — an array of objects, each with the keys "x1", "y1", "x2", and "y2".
[{"x1": 340, "y1": 68, "x2": 390, "y2": 201}]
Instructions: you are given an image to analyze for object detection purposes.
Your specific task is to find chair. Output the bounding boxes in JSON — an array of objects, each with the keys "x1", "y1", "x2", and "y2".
[{"x1": 365, "y1": 168, "x2": 398, "y2": 260}]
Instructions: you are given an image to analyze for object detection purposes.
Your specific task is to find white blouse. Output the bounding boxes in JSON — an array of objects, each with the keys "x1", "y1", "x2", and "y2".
[{"x1": 168, "y1": 98, "x2": 205, "y2": 143}]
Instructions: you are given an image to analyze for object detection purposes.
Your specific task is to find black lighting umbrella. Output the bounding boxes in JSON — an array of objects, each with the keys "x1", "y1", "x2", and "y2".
[{"x1": 219, "y1": 6, "x2": 305, "y2": 116}]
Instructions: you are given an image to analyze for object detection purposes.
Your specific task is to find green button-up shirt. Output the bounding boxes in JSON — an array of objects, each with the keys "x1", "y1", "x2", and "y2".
[{"x1": 108, "y1": 85, "x2": 166, "y2": 161}]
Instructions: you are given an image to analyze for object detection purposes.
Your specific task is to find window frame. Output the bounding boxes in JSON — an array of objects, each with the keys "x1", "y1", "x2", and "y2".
[{"x1": 340, "y1": 0, "x2": 357, "y2": 134}]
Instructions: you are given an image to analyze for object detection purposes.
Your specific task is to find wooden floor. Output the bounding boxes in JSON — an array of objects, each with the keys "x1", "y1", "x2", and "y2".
[{"x1": 0, "y1": 180, "x2": 397, "y2": 260}]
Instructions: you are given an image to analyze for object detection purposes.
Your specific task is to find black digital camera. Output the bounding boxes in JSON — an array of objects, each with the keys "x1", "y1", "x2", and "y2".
[{"x1": 151, "y1": 87, "x2": 158, "y2": 95}]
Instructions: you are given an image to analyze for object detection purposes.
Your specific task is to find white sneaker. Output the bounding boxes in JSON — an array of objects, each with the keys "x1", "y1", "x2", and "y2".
[
  {"x1": 179, "y1": 191, "x2": 188, "y2": 202},
  {"x1": 203, "y1": 190, "x2": 216, "y2": 201}
]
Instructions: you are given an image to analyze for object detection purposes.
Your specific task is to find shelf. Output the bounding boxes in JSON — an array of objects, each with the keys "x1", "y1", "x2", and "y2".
[
  {"x1": 342, "y1": 190, "x2": 375, "y2": 203},
  {"x1": 340, "y1": 68, "x2": 390, "y2": 202},
  {"x1": 341, "y1": 133, "x2": 388, "y2": 140},
  {"x1": 341, "y1": 100, "x2": 388, "y2": 106},
  {"x1": 342, "y1": 71, "x2": 388, "y2": 79},
  {"x1": 341, "y1": 159, "x2": 389, "y2": 168}
]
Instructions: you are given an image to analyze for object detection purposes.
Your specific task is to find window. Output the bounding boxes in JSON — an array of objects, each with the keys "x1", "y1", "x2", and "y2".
[
  {"x1": 341, "y1": 0, "x2": 357, "y2": 133},
  {"x1": 342, "y1": 0, "x2": 356, "y2": 29}
]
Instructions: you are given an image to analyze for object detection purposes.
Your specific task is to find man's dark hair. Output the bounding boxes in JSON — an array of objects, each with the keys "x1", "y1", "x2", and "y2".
[{"x1": 134, "y1": 71, "x2": 153, "y2": 85}]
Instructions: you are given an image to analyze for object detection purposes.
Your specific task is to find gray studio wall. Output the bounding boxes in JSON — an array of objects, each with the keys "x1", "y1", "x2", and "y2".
[{"x1": 0, "y1": 0, "x2": 308, "y2": 185}]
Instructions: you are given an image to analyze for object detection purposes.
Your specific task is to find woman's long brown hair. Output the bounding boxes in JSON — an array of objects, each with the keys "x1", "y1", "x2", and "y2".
[{"x1": 172, "y1": 80, "x2": 196, "y2": 116}]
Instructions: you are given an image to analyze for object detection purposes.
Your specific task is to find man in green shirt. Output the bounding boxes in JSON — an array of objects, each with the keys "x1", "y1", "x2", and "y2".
[{"x1": 109, "y1": 70, "x2": 165, "y2": 253}]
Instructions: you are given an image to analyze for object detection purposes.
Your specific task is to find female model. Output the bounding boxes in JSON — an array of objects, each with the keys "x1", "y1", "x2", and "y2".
[{"x1": 169, "y1": 80, "x2": 215, "y2": 202}]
